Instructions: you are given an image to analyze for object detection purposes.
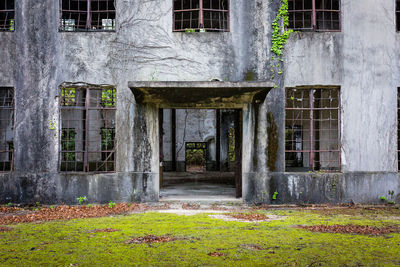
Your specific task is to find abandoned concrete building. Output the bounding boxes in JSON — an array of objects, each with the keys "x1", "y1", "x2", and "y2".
[{"x1": 0, "y1": 0, "x2": 399, "y2": 204}]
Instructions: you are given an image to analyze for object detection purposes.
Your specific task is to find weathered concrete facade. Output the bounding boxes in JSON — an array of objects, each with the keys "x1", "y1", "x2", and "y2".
[{"x1": 0, "y1": 0, "x2": 399, "y2": 204}]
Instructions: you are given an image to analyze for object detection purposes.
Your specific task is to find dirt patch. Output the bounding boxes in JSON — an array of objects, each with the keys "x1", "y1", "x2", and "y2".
[
  {"x1": 125, "y1": 235, "x2": 177, "y2": 244},
  {"x1": 0, "y1": 203, "x2": 164, "y2": 225},
  {"x1": 230, "y1": 213, "x2": 268, "y2": 221},
  {"x1": 297, "y1": 224, "x2": 400, "y2": 236},
  {"x1": 208, "y1": 252, "x2": 225, "y2": 257},
  {"x1": 240, "y1": 244, "x2": 264, "y2": 251},
  {"x1": 0, "y1": 226, "x2": 12, "y2": 232},
  {"x1": 209, "y1": 213, "x2": 285, "y2": 223},
  {"x1": 182, "y1": 203, "x2": 200, "y2": 210},
  {"x1": 88, "y1": 228, "x2": 120, "y2": 233}
]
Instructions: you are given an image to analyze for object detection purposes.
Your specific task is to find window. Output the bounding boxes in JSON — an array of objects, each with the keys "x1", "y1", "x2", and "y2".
[
  {"x1": 285, "y1": 87, "x2": 340, "y2": 172},
  {"x1": 397, "y1": 0, "x2": 400, "y2": 31},
  {"x1": 0, "y1": 0, "x2": 14, "y2": 31},
  {"x1": 60, "y1": 0, "x2": 115, "y2": 31},
  {"x1": 0, "y1": 88, "x2": 14, "y2": 171},
  {"x1": 60, "y1": 85, "x2": 116, "y2": 172},
  {"x1": 173, "y1": 0, "x2": 229, "y2": 32},
  {"x1": 185, "y1": 142, "x2": 207, "y2": 172},
  {"x1": 288, "y1": 0, "x2": 340, "y2": 31}
]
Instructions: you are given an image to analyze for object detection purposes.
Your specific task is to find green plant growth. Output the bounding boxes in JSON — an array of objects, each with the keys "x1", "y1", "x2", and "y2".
[
  {"x1": 61, "y1": 88, "x2": 76, "y2": 106},
  {"x1": 61, "y1": 129, "x2": 76, "y2": 161},
  {"x1": 9, "y1": 19, "x2": 14, "y2": 31},
  {"x1": 228, "y1": 127, "x2": 235, "y2": 162},
  {"x1": 77, "y1": 196, "x2": 87, "y2": 205},
  {"x1": 108, "y1": 201, "x2": 116, "y2": 208},
  {"x1": 7, "y1": 202, "x2": 12, "y2": 207},
  {"x1": 101, "y1": 128, "x2": 115, "y2": 161},
  {"x1": 271, "y1": 0, "x2": 293, "y2": 57},
  {"x1": 380, "y1": 196, "x2": 387, "y2": 202},
  {"x1": 272, "y1": 191, "x2": 279, "y2": 200},
  {"x1": 101, "y1": 89, "x2": 115, "y2": 107}
]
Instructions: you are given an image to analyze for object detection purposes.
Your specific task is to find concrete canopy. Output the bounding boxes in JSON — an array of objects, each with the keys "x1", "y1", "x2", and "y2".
[{"x1": 129, "y1": 81, "x2": 274, "y2": 108}]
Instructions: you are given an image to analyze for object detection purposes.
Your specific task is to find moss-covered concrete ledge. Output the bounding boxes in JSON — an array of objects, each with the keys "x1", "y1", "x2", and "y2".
[{"x1": 129, "y1": 81, "x2": 274, "y2": 108}]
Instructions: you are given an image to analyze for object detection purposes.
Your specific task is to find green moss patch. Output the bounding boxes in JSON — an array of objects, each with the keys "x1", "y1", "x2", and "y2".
[{"x1": 0, "y1": 208, "x2": 400, "y2": 266}]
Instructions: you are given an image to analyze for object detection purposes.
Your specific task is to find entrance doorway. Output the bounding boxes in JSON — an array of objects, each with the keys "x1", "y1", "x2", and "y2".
[{"x1": 159, "y1": 109, "x2": 242, "y2": 200}]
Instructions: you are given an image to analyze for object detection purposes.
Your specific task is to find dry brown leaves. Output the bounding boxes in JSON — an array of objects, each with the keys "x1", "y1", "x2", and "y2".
[
  {"x1": 0, "y1": 203, "x2": 150, "y2": 225},
  {"x1": 0, "y1": 226, "x2": 12, "y2": 232},
  {"x1": 230, "y1": 213, "x2": 268, "y2": 221},
  {"x1": 182, "y1": 203, "x2": 200, "y2": 210},
  {"x1": 297, "y1": 224, "x2": 400, "y2": 236},
  {"x1": 208, "y1": 252, "x2": 225, "y2": 257},
  {"x1": 125, "y1": 235, "x2": 177, "y2": 244},
  {"x1": 0, "y1": 207, "x2": 23, "y2": 213}
]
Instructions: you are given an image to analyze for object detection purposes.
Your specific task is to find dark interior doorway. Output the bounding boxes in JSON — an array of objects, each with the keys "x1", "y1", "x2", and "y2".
[{"x1": 159, "y1": 108, "x2": 242, "y2": 200}]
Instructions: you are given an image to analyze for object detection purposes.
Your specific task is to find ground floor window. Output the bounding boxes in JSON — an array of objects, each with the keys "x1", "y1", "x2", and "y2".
[
  {"x1": 285, "y1": 87, "x2": 340, "y2": 172},
  {"x1": 59, "y1": 84, "x2": 116, "y2": 172},
  {"x1": 0, "y1": 88, "x2": 13, "y2": 171}
]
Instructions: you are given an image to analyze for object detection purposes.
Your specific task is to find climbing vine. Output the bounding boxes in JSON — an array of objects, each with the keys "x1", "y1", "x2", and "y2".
[{"x1": 271, "y1": 0, "x2": 293, "y2": 58}]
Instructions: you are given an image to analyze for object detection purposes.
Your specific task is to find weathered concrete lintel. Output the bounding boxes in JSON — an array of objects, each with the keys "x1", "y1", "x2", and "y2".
[{"x1": 129, "y1": 81, "x2": 274, "y2": 108}]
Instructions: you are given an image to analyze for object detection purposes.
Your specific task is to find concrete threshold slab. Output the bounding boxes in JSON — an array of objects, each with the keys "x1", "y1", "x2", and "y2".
[{"x1": 159, "y1": 196, "x2": 242, "y2": 203}]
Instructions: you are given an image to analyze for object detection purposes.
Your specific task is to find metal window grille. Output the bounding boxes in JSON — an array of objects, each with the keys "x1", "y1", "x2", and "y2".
[
  {"x1": 60, "y1": 0, "x2": 116, "y2": 31},
  {"x1": 288, "y1": 0, "x2": 340, "y2": 31},
  {"x1": 173, "y1": 0, "x2": 229, "y2": 32},
  {"x1": 0, "y1": 88, "x2": 14, "y2": 172},
  {"x1": 60, "y1": 84, "x2": 116, "y2": 172},
  {"x1": 285, "y1": 87, "x2": 340, "y2": 172},
  {"x1": 0, "y1": 0, "x2": 14, "y2": 31},
  {"x1": 397, "y1": 1, "x2": 400, "y2": 31}
]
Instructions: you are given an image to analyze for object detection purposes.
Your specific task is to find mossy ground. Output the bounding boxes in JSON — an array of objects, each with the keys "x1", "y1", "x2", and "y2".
[{"x1": 1, "y1": 206, "x2": 400, "y2": 266}]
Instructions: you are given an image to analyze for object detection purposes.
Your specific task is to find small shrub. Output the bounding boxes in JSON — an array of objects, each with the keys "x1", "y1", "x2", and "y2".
[
  {"x1": 77, "y1": 196, "x2": 87, "y2": 205},
  {"x1": 108, "y1": 201, "x2": 116, "y2": 208}
]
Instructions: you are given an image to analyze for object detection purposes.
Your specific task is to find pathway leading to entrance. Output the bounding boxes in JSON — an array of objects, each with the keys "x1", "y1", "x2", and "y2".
[{"x1": 160, "y1": 182, "x2": 238, "y2": 202}]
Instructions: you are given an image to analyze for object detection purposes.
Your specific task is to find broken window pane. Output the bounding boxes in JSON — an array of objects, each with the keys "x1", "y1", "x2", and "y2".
[
  {"x1": 0, "y1": 88, "x2": 14, "y2": 172},
  {"x1": 0, "y1": 0, "x2": 14, "y2": 32},
  {"x1": 60, "y1": 85, "x2": 116, "y2": 172},
  {"x1": 285, "y1": 87, "x2": 340, "y2": 172},
  {"x1": 60, "y1": 0, "x2": 115, "y2": 31},
  {"x1": 288, "y1": 0, "x2": 340, "y2": 31},
  {"x1": 173, "y1": 0, "x2": 229, "y2": 32}
]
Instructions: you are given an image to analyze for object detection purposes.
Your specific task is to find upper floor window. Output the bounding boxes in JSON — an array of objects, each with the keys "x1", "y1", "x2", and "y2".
[
  {"x1": 173, "y1": 0, "x2": 229, "y2": 32},
  {"x1": 60, "y1": 0, "x2": 115, "y2": 31},
  {"x1": 288, "y1": 0, "x2": 340, "y2": 31},
  {"x1": 285, "y1": 87, "x2": 340, "y2": 172},
  {"x1": 0, "y1": 0, "x2": 14, "y2": 32}
]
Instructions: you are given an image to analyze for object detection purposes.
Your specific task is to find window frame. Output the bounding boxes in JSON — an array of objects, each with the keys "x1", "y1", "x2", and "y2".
[
  {"x1": 59, "y1": 84, "x2": 116, "y2": 173},
  {"x1": 285, "y1": 87, "x2": 341, "y2": 172},
  {"x1": 172, "y1": 0, "x2": 230, "y2": 32},
  {"x1": 59, "y1": 0, "x2": 116, "y2": 32},
  {"x1": 0, "y1": 87, "x2": 14, "y2": 172},
  {"x1": 288, "y1": 0, "x2": 341, "y2": 32},
  {"x1": 0, "y1": 0, "x2": 15, "y2": 32},
  {"x1": 396, "y1": 0, "x2": 400, "y2": 32}
]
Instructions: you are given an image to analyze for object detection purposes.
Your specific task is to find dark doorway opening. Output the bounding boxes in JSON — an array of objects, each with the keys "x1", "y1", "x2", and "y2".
[{"x1": 159, "y1": 108, "x2": 242, "y2": 200}]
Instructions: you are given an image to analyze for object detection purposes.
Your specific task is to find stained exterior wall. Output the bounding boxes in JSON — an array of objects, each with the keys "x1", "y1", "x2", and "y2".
[
  {"x1": 0, "y1": 0, "x2": 271, "y2": 204},
  {"x1": 0, "y1": 0, "x2": 399, "y2": 204}
]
